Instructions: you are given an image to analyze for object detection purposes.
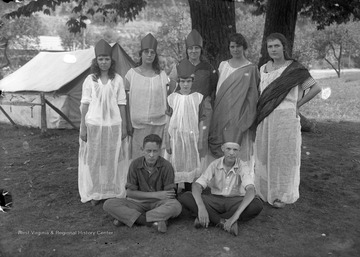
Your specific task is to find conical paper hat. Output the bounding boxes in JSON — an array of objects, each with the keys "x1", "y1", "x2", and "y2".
[
  {"x1": 141, "y1": 33, "x2": 158, "y2": 51},
  {"x1": 94, "y1": 39, "x2": 112, "y2": 57},
  {"x1": 177, "y1": 59, "x2": 195, "y2": 78},
  {"x1": 185, "y1": 29, "x2": 203, "y2": 48},
  {"x1": 222, "y1": 126, "x2": 241, "y2": 147}
]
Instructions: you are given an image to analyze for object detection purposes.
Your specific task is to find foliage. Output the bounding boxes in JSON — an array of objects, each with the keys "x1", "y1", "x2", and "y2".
[
  {"x1": 235, "y1": 7, "x2": 264, "y2": 64},
  {"x1": 244, "y1": 0, "x2": 360, "y2": 29},
  {"x1": 57, "y1": 23, "x2": 85, "y2": 51},
  {"x1": 293, "y1": 20, "x2": 317, "y2": 68},
  {"x1": 0, "y1": 2, "x2": 44, "y2": 73},
  {"x1": 311, "y1": 21, "x2": 360, "y2": 77},
  {"x1": 4, "y1": 0, "x2": 147, "y2": 34},
  {"x1": 298, "y1": 0, "x2": 360, "y2": 29},
  {"x1": 154, "y1": 4, "x2": 191, "y2": 72}
]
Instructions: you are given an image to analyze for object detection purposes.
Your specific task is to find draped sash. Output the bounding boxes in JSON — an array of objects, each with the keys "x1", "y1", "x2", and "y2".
[
  {"x1": 209, "y1": 64, "x2": 259, "y2": 158},
  {"x1": 254, "y1": 61, "x2": 311, "y2": 127}
]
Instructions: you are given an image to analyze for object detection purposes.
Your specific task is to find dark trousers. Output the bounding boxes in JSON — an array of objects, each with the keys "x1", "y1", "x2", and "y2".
[{"x1": 178, "y1": 192, "x2": 263, "y2": 225}]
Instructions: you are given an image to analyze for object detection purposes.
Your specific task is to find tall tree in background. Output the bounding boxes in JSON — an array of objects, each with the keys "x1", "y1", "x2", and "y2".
[
  {"x1": 4, "y1": 0, "x2": 360, "y2": 68},
  {"x1": 246, "y1": 0, "x2": 360, "y2": 66},
  {"x1": 312, "y1": 22, "x2": 360, "y2": 77},
  {"x1": 187, "y1": 0, "x2": 236, "y2": 67},
  {"x1": 258, "y1": 0, "x2": 298, "y2": 66}
]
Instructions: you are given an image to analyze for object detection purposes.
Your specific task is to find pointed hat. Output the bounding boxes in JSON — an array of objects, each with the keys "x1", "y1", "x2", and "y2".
[
  {"x1": 185, "y1": 29, "x2": 203, "y2": 48},
  {"x1": 222, "y1": 126, "x2": 241, "y2": 147},
  {"x1": 141, "y1": 33, "x2": 158, "y2": 51},
  {"x1": 94, "y1": 39, "x2": 112, "y2": 57},
  {"x1": 177, "y1": 59, "x2": 195, "y2": 78}
]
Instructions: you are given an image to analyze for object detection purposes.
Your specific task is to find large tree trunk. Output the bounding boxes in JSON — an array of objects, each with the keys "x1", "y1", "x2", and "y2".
[
  {"x1": 188, "y1": 0, "x2": 236, "y2": 68},
  {"x1": 258, "y1": 0, "x2": 298, "y2": 67}
]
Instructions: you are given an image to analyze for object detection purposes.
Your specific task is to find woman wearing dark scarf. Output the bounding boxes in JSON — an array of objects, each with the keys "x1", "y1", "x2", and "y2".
[{"x1": 253, "y1": 33, "x2": 321, "y2": 208}]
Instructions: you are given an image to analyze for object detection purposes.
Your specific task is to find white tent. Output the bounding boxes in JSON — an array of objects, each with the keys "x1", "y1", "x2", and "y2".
[{"x1": 0, "y1": 44, "x2": 135, "y2": 129}]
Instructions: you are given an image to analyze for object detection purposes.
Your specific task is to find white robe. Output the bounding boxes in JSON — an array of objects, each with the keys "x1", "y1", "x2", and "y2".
[
  {"x1": 167, "y1": 92, "x2": 203, "y2": 183},
  {"x1": 254, "y1": 63, "x2": 301, "y2": 204},
  {"x1": 78, "y1": 74, "x2": 129, "y2": 202},
  {"x1": 125, "y1": 68, "x2": 168, "y2": 159}
]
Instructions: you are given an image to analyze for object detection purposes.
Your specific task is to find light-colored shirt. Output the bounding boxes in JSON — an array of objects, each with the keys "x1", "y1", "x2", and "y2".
[
  {"x1": 124, "y1": 68, "x2": 168, "y2": 128},
  {"x1": 81, "y1": 74, "x2": 126, "y2": 105},
  {"x1": 196, "y1": 157, "x2": 254, "y2": 197}
]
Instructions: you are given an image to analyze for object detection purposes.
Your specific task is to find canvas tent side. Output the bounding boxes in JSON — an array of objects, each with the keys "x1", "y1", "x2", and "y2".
[{"x1": 0, "y1": 44, "x2": 135, "y2": 129}]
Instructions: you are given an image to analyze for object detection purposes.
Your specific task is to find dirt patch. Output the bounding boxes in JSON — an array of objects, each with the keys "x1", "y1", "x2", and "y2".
[{"x1": 0, "y1": 121, "x2": 360, "y2": 257}]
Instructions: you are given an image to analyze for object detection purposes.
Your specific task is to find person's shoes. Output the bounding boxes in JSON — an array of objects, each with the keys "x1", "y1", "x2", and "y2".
[
  {"x1": 113, "y1": 219, "x2": 124, "y2": 227},
  {"x1": 90, "y1": 200, "x2": 100, "y2": 206},
  {"x1": 193, "y1": 218, "x2": 202, "y2": 229},
  {"x1": 153, "y1": 220, "x2": 167, "y2": 233},
  {"x1": 218, "y1": 218, "x2": 238, "y2": 236},
  {"x1": 273, "y1": 199, "x2": 286, "y2": 209}
]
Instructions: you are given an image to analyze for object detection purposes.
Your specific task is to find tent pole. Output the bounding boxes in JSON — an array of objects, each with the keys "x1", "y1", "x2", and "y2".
[
  {"x1": 40, "y1": 93, "x2": 47, "y2": 134},
  {"x1": 44, "y1": 99, "x2": 78, "y2": 130},
  {"x1": 0, "y1": 105, "x2": 18, "y2": 128}
]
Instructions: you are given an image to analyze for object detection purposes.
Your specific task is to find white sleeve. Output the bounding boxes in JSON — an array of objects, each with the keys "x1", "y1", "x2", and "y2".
[
  {"x1": 80, "y1": 75, "x2": 93, "y2": 104},
  {"x1": 195, "y1": 161, "x2": 215, "y2": 189},
  {"x1": 167, "y1": 93, "x2": 175, "y2": 108},
  {"x1": 124, "y1": 69, "x2": 133, "y2": 91},
  {"x1": 116, "y1": 74, "x2": 126, "y2": 105},
  {"x1": 239, "y1": 160, "x2": 254, "y2": 190}
]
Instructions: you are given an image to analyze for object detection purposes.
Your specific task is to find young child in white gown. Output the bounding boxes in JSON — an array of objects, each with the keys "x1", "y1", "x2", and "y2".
[{"x1": 166, "y1": 59, "x2": 204, "y2": 190}]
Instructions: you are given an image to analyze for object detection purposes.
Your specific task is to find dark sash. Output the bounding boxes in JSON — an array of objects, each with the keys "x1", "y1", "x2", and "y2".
[
  {"x1": 254, "y1": 61, "x2": 311, "y2": 127},
  {"x1": 209, "y1": 63, "x2": 259, "y2": 158}
]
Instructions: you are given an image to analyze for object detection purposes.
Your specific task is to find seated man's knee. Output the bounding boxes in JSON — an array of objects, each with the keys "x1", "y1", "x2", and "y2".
[
  {"x1": 103, "y1": 199, "x2": 112, "y2": 212},
  {"x1": 178, "y1": 191, "x2": 194, "y2": 205},
  {"x1": 247, "y1": 197, "x2": 263, "y2": 217},
  {"x1": 103, "y1": 198, "x2": 123, "y2": 212},
  {"x1": 173, "y1": 199, "x2": 183, "y2": 215},
  {"x1": 252, "y1": 197, "x2": 263, "y2": 213}
]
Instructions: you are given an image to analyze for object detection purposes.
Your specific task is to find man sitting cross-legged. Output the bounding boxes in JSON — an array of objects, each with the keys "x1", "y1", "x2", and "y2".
[
  {"x1": 178, "y1": 141, "x2": 263, "y2": 236},
  {"x1": 103, "y1": 134, "x2": 182, "y2": 233}
]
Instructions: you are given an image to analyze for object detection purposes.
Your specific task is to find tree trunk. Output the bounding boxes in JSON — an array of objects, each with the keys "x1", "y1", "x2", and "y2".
[
  {"x1": 188, "y1": 0, "x2": 236, "y2": 68},
  {"x1": 258, "y1": 0, "x2": 298, "y2": 67},
  {"x1": 0, "y1": 38, "x2": 11, "y2": 69}
]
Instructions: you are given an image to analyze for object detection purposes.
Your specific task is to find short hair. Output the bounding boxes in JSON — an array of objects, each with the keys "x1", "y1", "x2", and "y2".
[
  {"x1": 266, "y1": 33, "x2": 291, "y2": 60},
  {"x1": 143, "y1": 134, "x2": 162, "y2": 147},
  {"x1": 228, "y1": 33, "x2": 248, "y2": 50}
]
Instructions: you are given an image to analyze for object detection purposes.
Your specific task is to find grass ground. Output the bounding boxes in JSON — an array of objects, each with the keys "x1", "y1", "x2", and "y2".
[{"x1": 0, "y1": 73, "x2": 360, "y2": 257}]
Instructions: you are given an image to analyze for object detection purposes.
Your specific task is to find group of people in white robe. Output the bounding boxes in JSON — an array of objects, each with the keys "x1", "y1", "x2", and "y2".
[{"x1": 78, "y1": 29, "x2": 321, "y2": 211}]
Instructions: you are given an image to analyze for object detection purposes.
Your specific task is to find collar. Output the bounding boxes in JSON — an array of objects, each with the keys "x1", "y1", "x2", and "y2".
[
  {"x1": 216, "y1": 157, "x2": 240, "y2": 175},
  {"x1": 136, "y1": 156, "x2": 163, "y2": 169}
]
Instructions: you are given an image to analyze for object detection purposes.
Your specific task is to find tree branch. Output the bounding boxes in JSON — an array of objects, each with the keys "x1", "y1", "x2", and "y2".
[{"x1": 324, "y1": 57, "x2": 340, "y2": 77}]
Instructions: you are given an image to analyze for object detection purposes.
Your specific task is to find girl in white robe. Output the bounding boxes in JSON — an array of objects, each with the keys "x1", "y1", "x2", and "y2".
[
  {"x1": 78, "y1": 39, "x2": 127, "y2": 205},
  {"x1": 254, "y1": 33, "x2": 321, "y2": 208},
  {"x1": 124, "y1": 34, "x2": 168, "y2": 160},
  {"x1": 166, "y1": 59, "x2": 204, "y2": 186}
]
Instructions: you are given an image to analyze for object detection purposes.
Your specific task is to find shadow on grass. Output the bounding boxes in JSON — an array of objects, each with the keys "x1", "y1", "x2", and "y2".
[{"x1": 0, "y1": 121, "x2": 360, "y2": 257}]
